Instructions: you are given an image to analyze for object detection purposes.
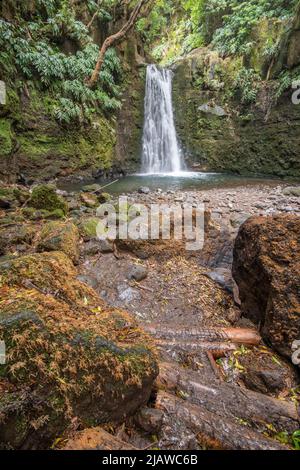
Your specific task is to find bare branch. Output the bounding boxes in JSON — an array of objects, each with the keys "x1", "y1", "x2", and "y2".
[
  {"x1": 87, "y1": 0, "x2": 104, "y2": 30},
  {"x1": 87, "y1": 0, "x2": 152, "y2": 88}
]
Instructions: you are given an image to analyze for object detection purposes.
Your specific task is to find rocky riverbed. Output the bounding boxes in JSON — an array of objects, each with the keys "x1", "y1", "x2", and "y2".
[{"x1": 0, "y1": 181, "x2": 299, "y2": 450}]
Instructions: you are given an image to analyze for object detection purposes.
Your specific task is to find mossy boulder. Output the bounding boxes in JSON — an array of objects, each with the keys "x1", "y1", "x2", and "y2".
[
  {"x1": 0, "y1": 185, "x2": 29, "y2": 209},
  {"x1": 79, "y1": 217, "x2": 99, "y2": 240},
  {"x1": 233, "y1": 215, "x2": 300, "y2": 361},
  {"x1": 98, "y1": 192, "x2": 112, "y2": 204},
  {"x1": 22, "y1": 207, "x2": 65, "y2": 220},
  {"x1": 29, "y1": 185, "x2": 68, "y2": 215},
  {"x1": 0, "y1": 252, "x2": 158, "y2": 449},
  {"x1": 37, "y1": 221, "x2": 80, "y2": 264},
  {"x1": 80, "y1": 192, "x2": 99, "y2": 208}
]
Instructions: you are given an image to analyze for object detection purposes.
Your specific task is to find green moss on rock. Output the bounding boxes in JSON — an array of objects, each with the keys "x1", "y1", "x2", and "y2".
[
  {"x1": 172, "y1": 49, "x2": 300, "y2": 177},
  {"x1": 0, "y1": 251, "x2": 158, "y2": 449},
  {"x1": 37, "y1": 221, "x2": 80, "y2": 263},
  {"x1": 98, "y1": 192, "x2": 112, "y2": 204},
  {"x1": 0, "y1": 119, "x2": 13, "y2": 156},
  {"x1": 79, "y1": 217, "x2": 99, "y2": 239},
  {"x1": 29, "y1": 185, "x2": 68, "y2": 215}
]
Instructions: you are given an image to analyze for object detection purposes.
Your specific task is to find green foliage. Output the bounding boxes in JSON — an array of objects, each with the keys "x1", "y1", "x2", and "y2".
[
  {"x1": 0, "y1": 1, "x2": 122, "y2": 125},
  {"x1": 212, "y1": 0, "x2": 297, "y2": 56},
  {"x1": 274, "y1": 430, "x2": 300, "y2": 450},
  {"x1": 234, "y1": 68, "x2": 260, "y2": 104},
  {"x1": 144, "y1": 0, "x2": 297, "y2": 65},
  {"x1": 137, "y1": 0, "x2": 173, "y2": 45},
  {"x1": 275, "y1": 66, "x2": 300, "y2": 99}
]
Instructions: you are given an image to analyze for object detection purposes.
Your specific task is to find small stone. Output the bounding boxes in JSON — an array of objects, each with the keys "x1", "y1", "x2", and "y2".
[
  {"x1": 205, "y1": 268, "x2": 233, "y2": 293},
  {"x1": 118, "y1": 286, "x2": 140, "y2": 303},
  {"x1": 98, "y1": 239, "x2": 114, "y2": 253},
  {"x1": 282, "y1": 186, "x2": 300, "y2": 197},
  {"x1": 136, "y1": 250, "x2": 150, "y2": 260},
  {"x1": 230, "y1": 213, "x2": 251, "y2": 228},
  {"x1": 138, "y1": 186, "x2": 150, "y2": 194},
  {"x1": 127, "y1": 265, "x2": 148, "y2": 282},
  {"x1": 254, "y1": 203, "x2": 265, "y2": 210},
  {"x1": 80, "y1": 192, "x2": 99, "y2": 208}
]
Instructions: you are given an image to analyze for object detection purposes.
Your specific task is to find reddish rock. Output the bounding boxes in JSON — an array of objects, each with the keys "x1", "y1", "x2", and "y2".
[{"x1": 232, "y1": 215, "x2": 300, "y2": 361}]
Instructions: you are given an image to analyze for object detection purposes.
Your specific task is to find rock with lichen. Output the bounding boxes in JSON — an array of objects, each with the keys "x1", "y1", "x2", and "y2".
[
  {"x1": 80, "y1": 192, "x2": 99, "y2": 208},
  {"x1": 0, "y1": 252, "x2": 158, "y2": 449},
  {"x1": 36, "y1": 221, "x2": 80, "y2": 264},
  {"x1": 29, "y1": 185, "x2": 68, "y2": 215},
  {"x1": 79, "y1": 217, "x2": 99, "y2": 240}
]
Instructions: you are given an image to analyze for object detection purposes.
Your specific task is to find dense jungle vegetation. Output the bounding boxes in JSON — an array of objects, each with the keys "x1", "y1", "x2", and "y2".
[
  {"x1": 1, "y1": 0, "x2": 299, "y2": 125},
  {"x1": 1, "y1": 0, "x2": 300, "y2": 179}
]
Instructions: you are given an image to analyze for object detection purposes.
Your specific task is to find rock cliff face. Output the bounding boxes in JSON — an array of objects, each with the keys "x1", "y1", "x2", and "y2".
[
  {"x1": 172, "y1": 47, "x2": 300, "y2": 177},
  {"x1": 115, "y1": 38, "x2": 146, "y2": 174},
  {"x1": 232, "y1": 215, "x2": 300, "y2": 362},
  {"x1": 0, "y1": 55, "x2": 145, "y2": 183}
]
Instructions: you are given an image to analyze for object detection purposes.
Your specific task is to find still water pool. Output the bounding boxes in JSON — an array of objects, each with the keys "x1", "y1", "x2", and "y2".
[{"x1": 59, "y1": 171, "x2": 291, "y2": 195}]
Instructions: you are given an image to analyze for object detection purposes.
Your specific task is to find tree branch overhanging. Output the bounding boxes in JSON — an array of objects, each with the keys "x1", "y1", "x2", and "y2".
[{"x1": 87, "y1": 0, "x2": 152, "y2": 88}]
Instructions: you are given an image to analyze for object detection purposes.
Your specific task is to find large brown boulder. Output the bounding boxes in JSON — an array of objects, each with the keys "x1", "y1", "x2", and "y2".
[
  {"x1": 232, "y1": 215, "x2": 300, "y2": 361},
  {"x1": 0, "y1": 252, "x2": 158, "y2": 449}
]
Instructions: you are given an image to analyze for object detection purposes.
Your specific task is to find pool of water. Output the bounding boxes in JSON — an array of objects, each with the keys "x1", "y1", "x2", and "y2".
[{"x1": 59, "y1": 171, "x2": 292, "y2": 195}]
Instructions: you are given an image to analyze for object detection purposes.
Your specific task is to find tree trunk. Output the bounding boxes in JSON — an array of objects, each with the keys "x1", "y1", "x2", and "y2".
[
  {"x1": 156, "y1": 362, "x2": 300, "y2": 433},
  {"x1": 144, "y1": 324, "x2": 261, "y2": 345},
  {"x1": 87, "y1": 0, "x2": 150, "y2": 88},
  {"x1": 156, "y1": 391, "x2": 290, "y2": 450}
]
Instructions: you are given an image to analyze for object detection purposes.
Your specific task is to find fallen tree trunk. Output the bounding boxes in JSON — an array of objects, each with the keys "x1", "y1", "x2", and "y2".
[
  {"x1": 156, "y1": 391, "x2": 289, "y2": 450},
  {"x1": 156, "y1": 339, "x2": 237, "y2": 356},
  {"x1": 63, "y1": 427, "x2": 137, "y2": 450},
  {"x1": 156, "y1": 362, "x2": 300, "y2": 433},
  {"x1": 144, "y1": 325, "x2": 261, "y2": 346}
]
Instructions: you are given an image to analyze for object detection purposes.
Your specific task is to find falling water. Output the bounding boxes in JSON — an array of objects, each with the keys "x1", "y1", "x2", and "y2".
[{"x1": 141, "y1": 64, "x2": 183, "y2": 174}]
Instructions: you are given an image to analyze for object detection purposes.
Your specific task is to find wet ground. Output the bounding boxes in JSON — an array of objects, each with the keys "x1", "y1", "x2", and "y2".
[{"x1": 72, "y1": 182, "x2": 300, "y2": 450}]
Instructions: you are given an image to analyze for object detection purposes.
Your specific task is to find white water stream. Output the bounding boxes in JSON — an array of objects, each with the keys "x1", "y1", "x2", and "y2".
[{"x1": 141, "y1": 64, "x2": 184, "y2": 174}]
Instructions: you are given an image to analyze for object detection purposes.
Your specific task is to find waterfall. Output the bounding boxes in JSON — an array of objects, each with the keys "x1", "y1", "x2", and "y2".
[{"x1": 141, "y1": 64, "x2": 183, "y2": 174}]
